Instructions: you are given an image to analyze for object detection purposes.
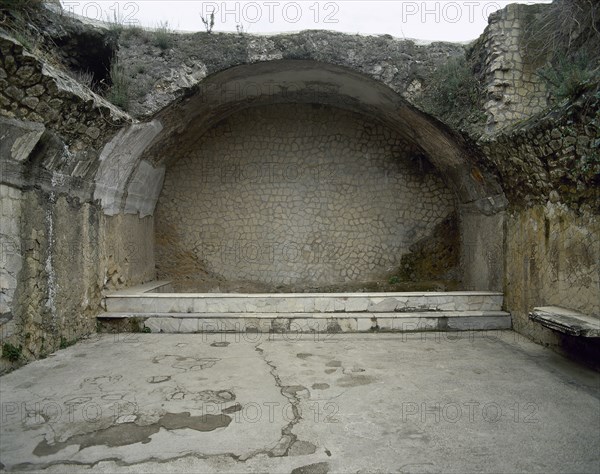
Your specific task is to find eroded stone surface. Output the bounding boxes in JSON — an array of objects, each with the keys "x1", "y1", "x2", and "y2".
[{"x1": 155, "y1": 104, "x2": 457, "y2": 286}]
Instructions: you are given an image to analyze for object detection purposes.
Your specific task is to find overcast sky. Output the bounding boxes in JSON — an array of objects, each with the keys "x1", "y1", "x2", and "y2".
[{"x1": 60, "y1": 1, "x2": 552, "y2": 42}]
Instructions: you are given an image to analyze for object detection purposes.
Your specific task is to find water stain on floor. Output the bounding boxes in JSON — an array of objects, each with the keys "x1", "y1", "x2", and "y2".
[
  {"x1": 147, "y1": 375, "x2": 171, "y2": 384},
  {"x1": 33, "y1": 412, "x2": 232, "y2": 457},
  {"x1": 282, "y1": 385, "x2": 310, "y2": 398},
  {"x1": 211, "y1": 341, "x2": 230, "y2": 348},
  {"x1": 335, "y1": 374, "x2": 375, "y2": 387},
  {"x1": 288, "y1": 440, "x2": 318, "y2": 456},
  {"x1": 152, "y1": 355, "x2": 220, "y2": 371},
  {"x1": 291, "y1": 461, "x2": 330, "y2": 474}
]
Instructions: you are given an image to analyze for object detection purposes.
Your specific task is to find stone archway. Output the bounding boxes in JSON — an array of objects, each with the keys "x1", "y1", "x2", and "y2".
[
  {"x1": 94, "y1": 59, "x2": 506, "y2": 291},
  {"x1": 130, "y1": 60, "x2": 506, "y2": 291}
]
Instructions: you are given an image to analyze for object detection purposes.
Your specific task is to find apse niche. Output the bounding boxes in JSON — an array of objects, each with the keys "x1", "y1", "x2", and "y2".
[{"x1": 154, "y1": 103, "x2": 460, "y2": 292}]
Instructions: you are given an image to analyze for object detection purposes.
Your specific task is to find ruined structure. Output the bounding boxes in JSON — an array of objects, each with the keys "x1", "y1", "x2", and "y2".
[{"x1": 0, "y1": 1, "x2": 598, "y2": 371}]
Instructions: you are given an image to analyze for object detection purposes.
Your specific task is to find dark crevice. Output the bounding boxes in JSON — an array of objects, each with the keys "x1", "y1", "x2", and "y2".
[{"x1": 254, "y1": 343, "x2": 304, "y2": 457}]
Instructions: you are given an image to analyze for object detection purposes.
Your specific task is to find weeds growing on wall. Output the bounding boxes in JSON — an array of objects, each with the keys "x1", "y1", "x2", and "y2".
[
  {"x1": 1, "y1": 342, "x2": 22, "y2": 362},
  {"x1": 418, "y1": 55, "x2": 485, "y2": 132},
  {"x1": 0, "y1": 0, "x2": 42, "y2": 53},
  {"x1": 59, "y1": 337, "x2": 77, "y2": 350},
  {"x1": 524, "y1": 0, "x2": 600, "y2": 102},
  {"x1": 107, "y1": 58, "x2": 130, "y2": 110},
  {"x1": 201, "y1": 12, "x2": 215, "y2": 33},
  {"x1": 538, "y1": 51, "x2": 598, "y2": 102},
  {"x1": 153, "y1": 21, "x2": 173, "y2": 50},
  {"x1": 0, "y1": 0, "x2": 43, "y2": 11}
]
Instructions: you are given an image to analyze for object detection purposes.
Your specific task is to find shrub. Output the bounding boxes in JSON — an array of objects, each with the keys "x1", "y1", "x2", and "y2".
[
  {"x1": 538, "y1": 51, "x2": 598, "y2": 102},
  {"x1": 70, "y1": 69, "x2": 94, "y2": 88},
  {"x1": 107, "y1": 57, "x2": 130, "y2": 110},
  {"x1": 153, "y1": 21, "x2": 172, "y2": 50},
  {"x1": 524, "y1": 0, "x2": 600, "y2": 102},
  {"x1": 419, "y1": 55, "x2": 484, "y2": 130},
  {"x1": 201, "y1": 12, "x2": 215, "y2": 33}
]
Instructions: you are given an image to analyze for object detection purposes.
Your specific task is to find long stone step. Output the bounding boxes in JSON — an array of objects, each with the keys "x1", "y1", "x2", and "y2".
[
  {"x1": 105, "y1": 290, "x2": 505, "y2": 314},
  {"x1": 100, "y1": 283, "x2": 510, "y2": 333},
  {"x1": 97, "y1": 311, "x2": 512, "y2": 333}
]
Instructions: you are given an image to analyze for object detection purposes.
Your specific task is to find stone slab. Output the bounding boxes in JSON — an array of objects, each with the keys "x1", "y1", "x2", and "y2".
[
  {"x1": 529, "y1": 306, "x2": 600, "y2": 337},
  {"x1": 0, "y1": 116, "x2": 45, "y2": 163},
  {"x1": 105, "y1": 291, "x2": 504, "y2": 314},
  {"x1": 99, "y1": 311, "x2": 511, "y2": 333}
]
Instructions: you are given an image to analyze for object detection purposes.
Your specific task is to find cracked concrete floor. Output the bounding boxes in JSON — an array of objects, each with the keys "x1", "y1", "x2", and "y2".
[{"x1": 0, "y1": 332, "x2": 598, "y2": 473}]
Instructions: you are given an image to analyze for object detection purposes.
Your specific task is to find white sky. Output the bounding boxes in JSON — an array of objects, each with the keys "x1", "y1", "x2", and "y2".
[{"x1": 60, "y1": 0, "x2": 552, "y2": 42}]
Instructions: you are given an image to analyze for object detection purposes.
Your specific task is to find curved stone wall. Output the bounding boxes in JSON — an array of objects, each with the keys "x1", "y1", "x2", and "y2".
[{"x1": 155, "y1": 104, "x2": 457, "y2": 286}]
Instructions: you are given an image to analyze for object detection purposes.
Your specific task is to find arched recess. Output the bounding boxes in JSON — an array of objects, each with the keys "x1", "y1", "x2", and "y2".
[{"x1": 123, "y1": 60, "x2": 507, "y2": 290}]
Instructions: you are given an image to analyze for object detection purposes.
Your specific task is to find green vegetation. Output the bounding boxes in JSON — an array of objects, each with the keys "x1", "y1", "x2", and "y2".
[
  {"x1": 0, "y1": 0, "x2": 43, "y2": 11},
  {"x1": 70, "y1": 69, "x2": 94, "y2": 88},
  {"x1": 539, "y1": 51, "x2": 598, "y2": 102},
  {"x1": 524, "y1": 0, "x2": 600, "y2": 103},
  {"x1": 131, "y1": 317, "x2": 151, "y2": 333},
  {"x1": 107, "y1": 57, "x2": 130, "y2": 110},
  {"x1": 2, "y1": 342, "x2": 22, "y2": 362},
  {"x1": 11, "y1": 30, "x2": 35, "y2": 50},
  {"x1": 418, "y1": 55, "x2": 485, "y2": 131},
  {"x1": 59, "y1": 337, "x2": 77, "y2": 350},
  {"x1": 153, "y1": 21, "x2": 173, "y2": 50},
  {"x1": 201, "y1": 12, "x2": 215, "y2": 33},
  {"x1": 105, "y1": 10, "x2": 147, "y2": 46}
]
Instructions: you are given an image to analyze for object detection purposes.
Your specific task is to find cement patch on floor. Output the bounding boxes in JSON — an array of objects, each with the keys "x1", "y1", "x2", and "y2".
[{"x1": 0, "y1": 332, "x2": 598, "y2": 473}]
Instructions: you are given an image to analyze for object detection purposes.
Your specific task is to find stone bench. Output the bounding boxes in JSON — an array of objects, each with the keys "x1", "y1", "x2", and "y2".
[{"x1": 529, "y1": 306, "x2": 600, "y2": 337}]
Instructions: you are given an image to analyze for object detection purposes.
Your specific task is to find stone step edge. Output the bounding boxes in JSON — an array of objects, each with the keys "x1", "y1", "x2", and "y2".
[
  {"x1": 97, "y1": 311, "x2": 511, "y2": 320},
  {"x1": 105, "y1": 291, "x2": 505, "y2": 298},
  {"x1": 104, "y1": 305, "x2": 505, "y2": 314}
]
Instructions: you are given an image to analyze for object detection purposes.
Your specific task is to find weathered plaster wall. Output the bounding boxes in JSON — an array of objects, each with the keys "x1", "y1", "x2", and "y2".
[
  {"x1": 156, "y1": 104, "x2": 457, "y2": 286},
  {"x1": 0, "y1": 187, "x2": 156, "y2": 371},
  {"x1": 100, "y1": 213, "x2": 156, "y2": 289},
  {"x1": 505, "y1": 204, "x2": 599, "y2": 362},
  {"x1": 0, "y1": 185, "x2": 22, "y2": 337},
  {"x1": 460, "y1": 210, "x2": 504, "y2": 292},
  {"x1": 0, "y1": 32, "x2": 156, "y2": 369},
  {"x1": 3, "y1": 191, "x2": 100, "y2": 368},
  {"x1": 484, "y1": 92, "x2": 599, "y2": 362}
]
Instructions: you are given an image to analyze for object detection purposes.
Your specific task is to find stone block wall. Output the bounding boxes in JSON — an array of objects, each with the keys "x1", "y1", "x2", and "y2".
[
  {"x1": 0, "y1": 32, "x2": 128, "y2": 151},
  {"x1": 155, "y1": 104, "x2": 458, "y2": 287},
  {"x1": 479, "y1": 94, "x2": 599, "y2": 209},
  {"x1": 472, "y1": 3, "x2": 549, "y2": 133}
]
